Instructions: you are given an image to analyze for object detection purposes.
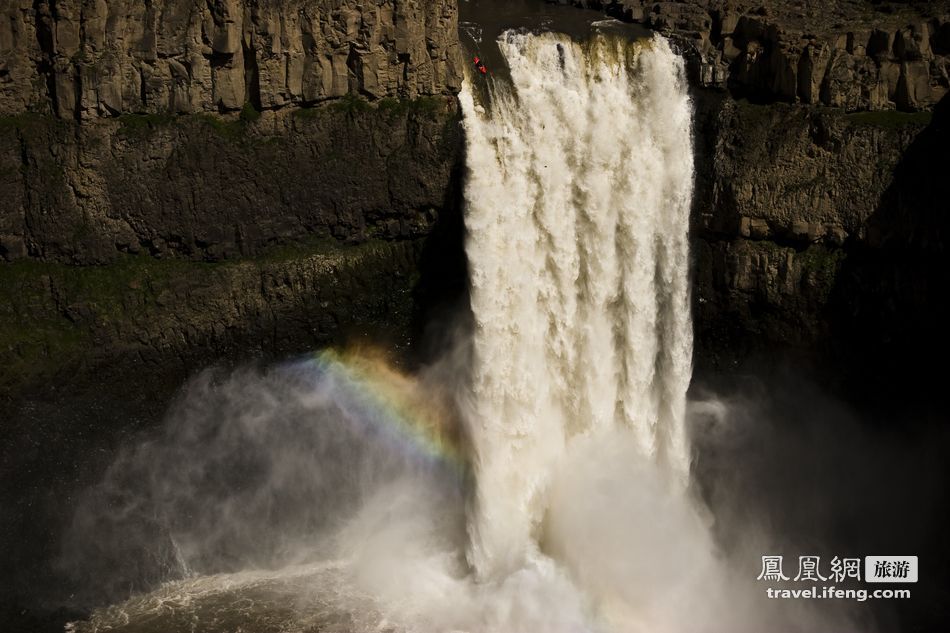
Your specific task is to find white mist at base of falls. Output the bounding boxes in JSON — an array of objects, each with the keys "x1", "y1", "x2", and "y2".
[{"x1": 460, "y1": 30, "x2": 695, "y2": 582}]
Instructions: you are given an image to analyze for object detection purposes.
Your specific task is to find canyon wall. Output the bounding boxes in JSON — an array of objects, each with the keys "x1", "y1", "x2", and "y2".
[
  {"x1": 0, "y1": 1, "x2": 465, "y2": 398},
  {"x1": 0, "y1": 99, "x2": 460, "y2": 264},
  {"x1": 7, "y1": 4, "x2": 947, "y2": 630},
  {"x1": 2, "y1": 0, "x2": 947, "y2": 401},
  {"x1": 578, "y1": 0, "x2": 950, "y2": 398},
  {"x1": 0, "y1": 0, "x2": 461, "y2": 117},
  {"x1": 572, "y1": 0, "x2": 950, "y2": 110},
  {"x1": 692, "y1": 94, "x2": 947, "y2": 398}
]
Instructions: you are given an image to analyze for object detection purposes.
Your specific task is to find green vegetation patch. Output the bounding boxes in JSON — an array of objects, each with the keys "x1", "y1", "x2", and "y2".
[
  {"x1": 291, "y1": 104, "x2": 325, "y2": 120},
  {"x1": 329, "y1": 93, "x2": 374, "y2": 115},
  {"x1": 0, "y1": 112, "x2": 71, "y2": 143},
  {"x1": 116, "y1": 112, "x2": 177, "y2": 136},
  {"x1": 295, "y1": 95, "x2": 450, "y2": 122},
  {"x1": 195, "y1": 113, "x2": 248, "y2": 140},
  {"x1": 799, "y1": 244, "x2": 848, "y2": 298},
  {"x1": 239, "y1": 102, "x2": 261, "y2": 123},
  {"x1": 119, "y1": 110, "x2": 260, "y2": 141},
  {"x1": 0, "y1": 239, "x2": 419, "y2": 390}
]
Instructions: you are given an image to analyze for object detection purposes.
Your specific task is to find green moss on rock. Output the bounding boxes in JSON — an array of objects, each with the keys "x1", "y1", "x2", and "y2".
[
  {"x1": 799, "y1": 244, "x2": 847, "y2": 298},
  {"x1": 239, "y1": 102, "x2": 262, "y2": 123},
  {"x1": 116, "y1": 113, "x2": 177, "y2": 136},
  {"x1": 0, "y1": 239, "x2": 424, "y2": 394}
]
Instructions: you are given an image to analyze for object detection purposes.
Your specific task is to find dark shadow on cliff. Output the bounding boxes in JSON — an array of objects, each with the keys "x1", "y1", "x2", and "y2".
[
  {"x1": 685, "y1": 87, "x2": 950, "y2": 632},
  {"x1": 825, "y1": 93, "x2": 950, "y2": 422},
  {"x1": 800, "y1": 93, "x2": 950, "y2": 631},
  {"x1": 409, "y1": 111, "x2": 472, "y2": 368}
]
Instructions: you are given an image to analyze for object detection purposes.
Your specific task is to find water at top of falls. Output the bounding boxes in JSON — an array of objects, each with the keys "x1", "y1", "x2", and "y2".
[
  {"x1": 459, "y1": 0, "x2": 652, "y2": 84},
  {"x1": 460, "y1": 29, "x2": 695, "y2": 581}
]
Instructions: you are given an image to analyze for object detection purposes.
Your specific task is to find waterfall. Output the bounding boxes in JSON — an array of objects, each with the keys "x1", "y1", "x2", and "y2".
[
  {"x1": 61, "y1": 19, "x2": 871, "y2": 633},
  {"x1": 70, "y1": 28, "x2": 729, "y2": 633},
  {"x1": 460, "y1": 30, "x2": 695, "y2": 580}
]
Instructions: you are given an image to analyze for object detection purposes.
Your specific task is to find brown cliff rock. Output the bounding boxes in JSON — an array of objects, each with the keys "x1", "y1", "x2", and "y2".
[
  {"x1": 565, "y1": 0, "x2": 950, "y2": 111},
  {"x1": 0, "y1": 99, "x2": 462, "y2": 264},
  {"x1": 0, "y1": 0, "x2": 463, "y2": 119}
]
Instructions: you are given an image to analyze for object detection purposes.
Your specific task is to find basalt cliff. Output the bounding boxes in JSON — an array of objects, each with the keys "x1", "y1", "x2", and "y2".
[
  {"x1": 0, "y1": 0, "x2": 466, "y2": 397},
  {"x1": 0, "y1": 0, "x2": 947, "y2": 401},
  {"x1": 563, "y1": 0, "x2": 949, "y2": 398},
  {"x1": 1, "y1": 7, "x2": 465, "y2": 626}
]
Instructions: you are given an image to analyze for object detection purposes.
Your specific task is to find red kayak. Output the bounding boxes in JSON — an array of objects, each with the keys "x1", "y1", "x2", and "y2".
[{"x1": 473, "y1": 56, "x2": 488, "y2": 75}]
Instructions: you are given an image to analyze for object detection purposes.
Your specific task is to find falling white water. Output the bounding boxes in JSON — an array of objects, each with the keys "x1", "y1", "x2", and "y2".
[{"x1": 461, "y1": 30, "x2": 695, "y2": 580}]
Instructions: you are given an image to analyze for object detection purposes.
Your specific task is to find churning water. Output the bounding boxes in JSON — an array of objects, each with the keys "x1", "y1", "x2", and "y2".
[{"x1": 66, "y1": 29, "x2": 858, "y2": 633}]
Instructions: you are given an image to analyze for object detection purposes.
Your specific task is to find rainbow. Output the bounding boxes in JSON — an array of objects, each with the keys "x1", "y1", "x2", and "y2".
[{"x1": 291, "y1": 349, "x2": 469, "y2": 476}]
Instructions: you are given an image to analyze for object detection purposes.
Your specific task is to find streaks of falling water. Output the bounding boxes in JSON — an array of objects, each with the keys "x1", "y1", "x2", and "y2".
[{"x1": 460, "y1": 31, "x2": 695, "y2": 580}]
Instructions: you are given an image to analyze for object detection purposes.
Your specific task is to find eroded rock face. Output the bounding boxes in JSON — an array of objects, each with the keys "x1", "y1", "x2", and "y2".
[
  {"x1": 0, "y1": 101, "x2": 462, "y2": 264},
  {"x1": 691, "y1": 90, "x2": 948, "y2": 396},
  {"x1": 691, "y1": 96, "x2": 920, "y2": 346},
  {"x1": 549, "y1": 0, "x2": 949, "y2": 391},
  {"x1": 0, "y1": 0, "x2": 462, "y2": 119},
  {"x1": 696, "y1": 99, "x2": 924, "y2": 248},
  {"x1": 0, "y1": 99, "x2": 465, "y2": 397},
  {"x1": 565, "y1": 0, "x2": 950, "y2": 111},
  {"x1": 0, "y1": 1, "x2": 467, "y2": 399}
]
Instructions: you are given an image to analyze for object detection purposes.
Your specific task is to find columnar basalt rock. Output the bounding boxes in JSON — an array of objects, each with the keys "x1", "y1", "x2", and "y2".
[
  {"x1": 0, "y1": 0, "x2": 463, "y2": 119},
  {"x1": 563, "y1": 0, "x2": 950, "y2": 111}
]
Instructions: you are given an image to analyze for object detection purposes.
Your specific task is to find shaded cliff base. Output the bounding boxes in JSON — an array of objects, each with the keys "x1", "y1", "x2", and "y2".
[
  {"x1": 1, "y1": 238, "x2": 420, "y2": 393},
  {"x1": 691, "y1": 89, "x2": 949, "y2": 416}
]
